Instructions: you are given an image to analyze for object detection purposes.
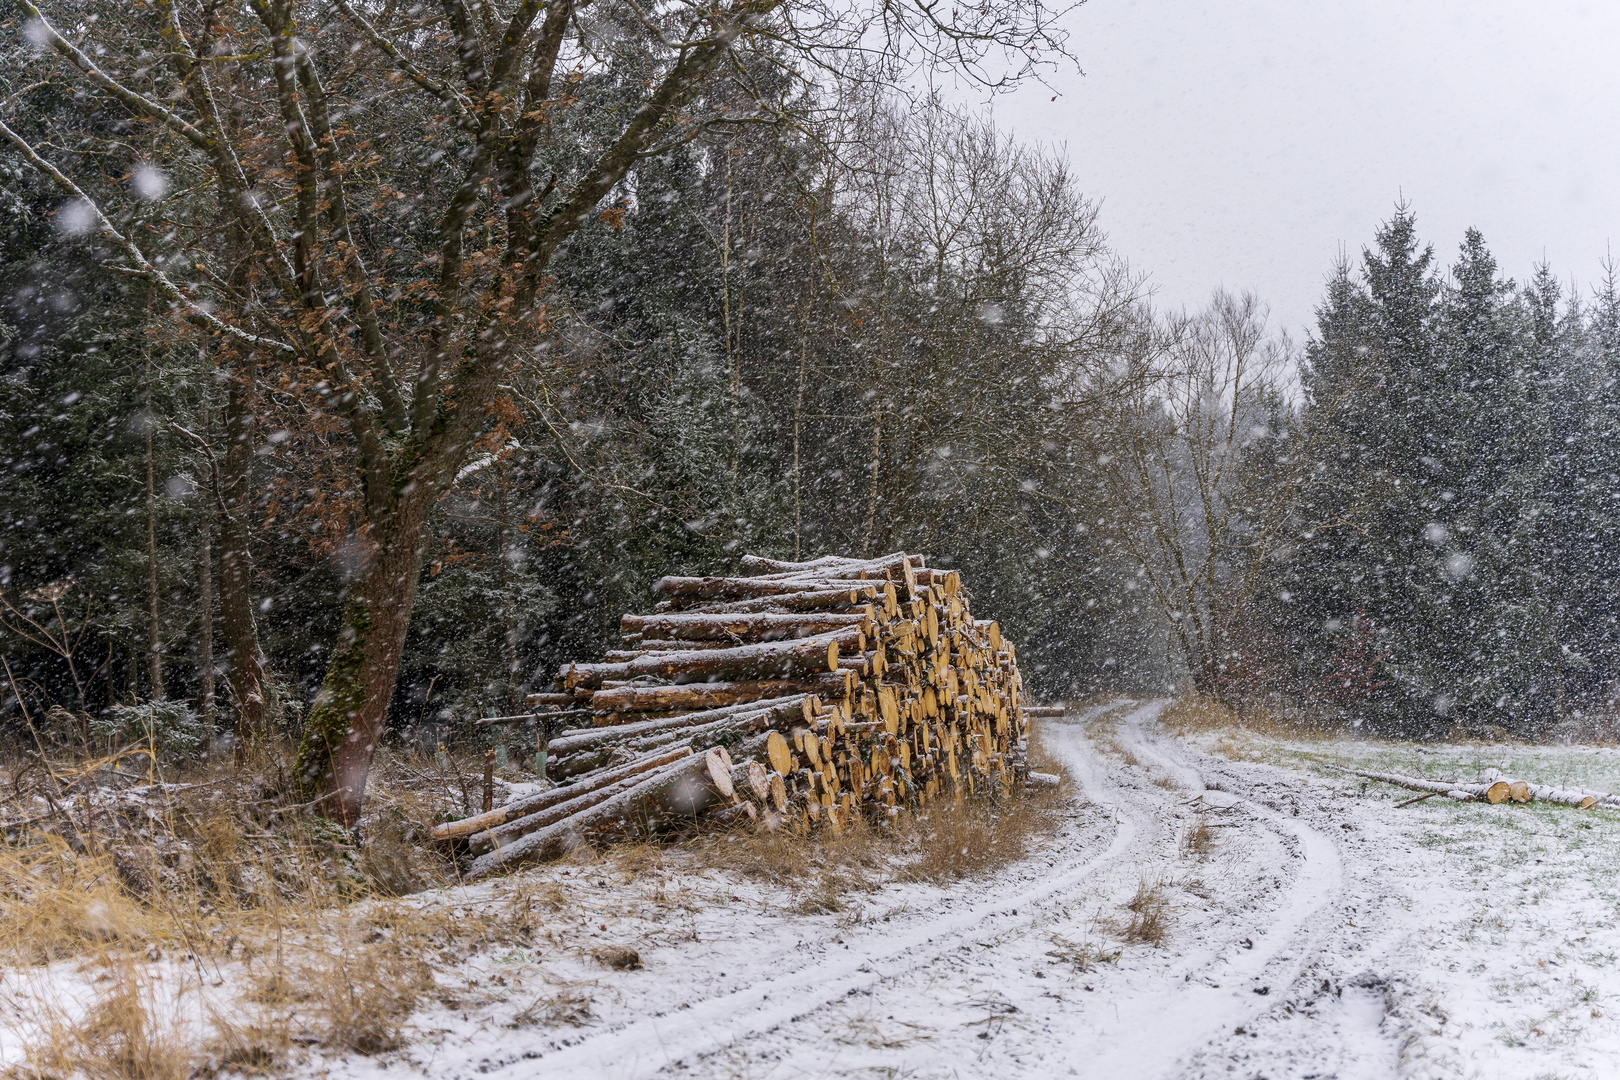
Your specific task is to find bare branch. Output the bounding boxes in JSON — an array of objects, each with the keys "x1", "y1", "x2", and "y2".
[{"x1": 0, "y1": 116, "x2": 294, "y2": 355}]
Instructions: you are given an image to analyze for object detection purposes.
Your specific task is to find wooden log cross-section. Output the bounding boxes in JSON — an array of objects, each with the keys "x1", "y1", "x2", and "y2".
[
  {"x1": 443, "y1": 551, "x2": 1045, "y2": 879},
  {"x1": 1346, "y1": 767, "x2": 1620, "y2": 810}
]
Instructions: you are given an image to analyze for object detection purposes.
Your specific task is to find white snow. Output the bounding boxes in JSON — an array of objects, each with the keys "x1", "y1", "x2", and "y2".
[{"x1": 12, "y1": 699, "x2": 1620, "y2": 1077}]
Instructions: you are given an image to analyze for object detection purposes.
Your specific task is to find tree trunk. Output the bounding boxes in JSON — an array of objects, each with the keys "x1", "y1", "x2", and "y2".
[
  {"x1": 197, "y1": 523, "x2": 215, "y2": 719},
  {"x1": 292, "y1": 492, "x2": 432, "y2": 827},
  {"x1": 793, "y1": 322, "x2": 808, "y2": 560},
  {"x1": 495, "y1": 467, "x2": 521, "y2": 710},
  {"x1": 143, "y1": 353, "x2": 165, "y2": 700},
  {"x1": 218, "y1": 378, "x2": 268, "y2": 752}
]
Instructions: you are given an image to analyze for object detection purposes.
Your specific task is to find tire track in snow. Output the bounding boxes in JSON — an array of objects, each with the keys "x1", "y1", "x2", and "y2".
[
  {"x1": 490, "y1": 701, "x2": 1139, "y2": 1080},
  {"x1": 1034, "y1": 700, "x2": 1352, "y2": 1076}
]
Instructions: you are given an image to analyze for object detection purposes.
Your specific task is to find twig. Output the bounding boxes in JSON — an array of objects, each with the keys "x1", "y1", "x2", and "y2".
[
  {"x1": 267, "y1": 789, "x2": 342, "y2": 818},
  {"x1": 1395, "y1": 792, "x2": 1438, "y2": 808}
]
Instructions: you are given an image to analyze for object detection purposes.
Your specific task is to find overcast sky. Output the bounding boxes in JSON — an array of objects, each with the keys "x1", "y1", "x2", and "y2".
[{"x1": 993, "y1": 0, "x2": 1620, "y2": 340}]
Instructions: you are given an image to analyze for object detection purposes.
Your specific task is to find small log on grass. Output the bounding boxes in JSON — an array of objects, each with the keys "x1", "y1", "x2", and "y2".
[{"x1": 1344, "y1": 768, "x2": 1511, "y2": 803}]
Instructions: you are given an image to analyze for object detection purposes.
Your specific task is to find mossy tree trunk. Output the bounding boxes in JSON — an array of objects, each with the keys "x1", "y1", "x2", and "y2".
[{"x1": 293, "y1": 490, "x2": 433, "y2": 827}]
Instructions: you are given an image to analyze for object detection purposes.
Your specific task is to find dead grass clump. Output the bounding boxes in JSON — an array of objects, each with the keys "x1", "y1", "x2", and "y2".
[
  {"x1": 1045, "y1": 933, "x2": 1119, "y2": 972},
  {"x1": 514, "y1": 988, "x2": 595, "y2": 1028},
  {"x1": 18, "y1": 964, "x2": 194, "y2": 1080},
  {"x1": 1124, "y1": 879, "x2": 1172, "y2": 945},
  {"x1": 899, "y1": 773, "x2": 1069, "y2": 884},
  {"x1": 204, "y1": 1008, "x2": 287, "y2": 1076},
  {"x1": 634, "y1": 756, "x2": 1069, "y2": 911},
  {"x1": 791, "y1": 881, "x2": 848, "y2": 914},
  {"x1": 1181, "y1": 815, "x2": 1216, "y2": 858},
  {"x1": 591, "y1": 944, "x2": 643, "y2": 970},
  {"x1": 0, "y1": 842, "x2": 149, "y2": 963},
  {"x1": 300, "y1": 936, "x2": 436, "y2": 1054},
  {"x1": 1084, "y1": 716, "x2": 1142, "y2": 767}
]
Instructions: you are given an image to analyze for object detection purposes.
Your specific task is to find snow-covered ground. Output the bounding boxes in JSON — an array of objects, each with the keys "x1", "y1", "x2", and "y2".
[{"x1": 12, "y1": 699, "x2": 1620, "y2": 1078}]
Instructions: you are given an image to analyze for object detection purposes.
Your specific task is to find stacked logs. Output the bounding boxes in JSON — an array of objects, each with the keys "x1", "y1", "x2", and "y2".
[{"x1": 436, "y1": 552, "x2": 1031, "y2": 878}]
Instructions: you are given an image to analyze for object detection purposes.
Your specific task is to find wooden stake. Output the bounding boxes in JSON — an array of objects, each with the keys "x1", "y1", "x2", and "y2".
[{"x1": 482, "y1": 749, "x2": 495, "y2": 812}]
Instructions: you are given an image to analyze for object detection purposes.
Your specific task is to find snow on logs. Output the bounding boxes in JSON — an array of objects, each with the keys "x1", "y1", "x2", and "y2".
[
  {"x1": 442, "y1": 551, "x2": 1036, "y2": 878},
  {"x1": 1346, "y1": 767, "x2": 1620, "y2": 810}
]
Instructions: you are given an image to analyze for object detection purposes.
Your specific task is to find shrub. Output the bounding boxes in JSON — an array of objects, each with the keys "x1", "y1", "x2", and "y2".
[{"x1": 91, "y1": 700, "x2": 213, "y2": 764}]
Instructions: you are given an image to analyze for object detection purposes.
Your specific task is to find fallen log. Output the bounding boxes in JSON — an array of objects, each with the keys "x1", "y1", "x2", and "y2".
[
  {"x1": 1023, "y1": 706, "x2": 1066, "y2": 718},
  {"x1": 467, "y1": 753, "x2": 700, "y2": 855},
  {"x1": 1344, "y1": 768, "x2": 1512, "y2": 804},
  {"x1": 560, "y1": 629, "x2": 853, "y2": 690},
  {"x1": 545, "y1": 696, "x2": 813, "y2": 762},
  {"x1": 430, "y1": 746, "x2": 692, "y2": 841},
  {"x1": 656, "y1": 587, "x2": 882, "y2": 615},
  {"x1": 738, "y1": 551, "x2": 921, "y2": 588},
  {"x1": 467, "y1": 748, "x2": 738, "y2": 877},
  {"x1": 621, "y1": 610, "x2": 872, "y2": 641},
  {"x1": 654, "y1": 576, "x2": 902, "y2": 601},
  {"x1": 589, "y1": 673, "x2": 851, "y2": 715},
  {"x1": 1478, "y1": 768, "x2": 1615, "y2": 809}
]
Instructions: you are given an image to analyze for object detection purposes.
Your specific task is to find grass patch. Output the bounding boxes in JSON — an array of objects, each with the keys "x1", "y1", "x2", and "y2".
[
  {"x1": 1159, "y1": 694, "x2": 1338, "y2": 740},
  {"x1": 1124, "y1": 878, "x2": 1172, "y2": 946},
  {"x1": 1180, "y1": 814, "x2": 1216, "y2": 858}
]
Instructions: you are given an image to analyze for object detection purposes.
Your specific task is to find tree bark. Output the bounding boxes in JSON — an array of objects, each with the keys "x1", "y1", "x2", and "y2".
[
  {"x1": 143, "y1": 349, "x2": 165, "y2": 700},
  {"x1": 495, "y1": 467, "x2": 522, "y2": 709},
  {"x1": 561, "y1": 629, "x2": 853, "y2": 690},
  {"x1": 218, "y1": 378, "x2": 268, "y2": 753},
  {"x1": 292, "y1": 488, "x2": 434, "y2": 826},
  {"x1": 196, "y1": 522, "x2": 214, "y2": 719},
  {"x1": 589, "y1": 673, "x2": 851, "y2": 714}
]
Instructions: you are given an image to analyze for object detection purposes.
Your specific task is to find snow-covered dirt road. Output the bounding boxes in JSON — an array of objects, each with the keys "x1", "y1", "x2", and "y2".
[{"x1": 314, "y1": 700, "x2": 1620, "y2": 1079}]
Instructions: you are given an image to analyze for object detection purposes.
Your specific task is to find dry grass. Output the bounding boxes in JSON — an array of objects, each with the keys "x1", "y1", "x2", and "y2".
[
  {"x1": 2, "y1": 723, "x2": 1076, "y2": 1072},
  {"x1": 13, "y1": 963, "x2": 194, "y2": 1080},
  {"x1": 1159, "y1": 694, "x2": 1338, "y2": 740},
  {"x1": 1123, "y1": 878, "x2": 1172, "y2": 945},
  {"x1": 610, "y1": 738, "x2": 1074, "y2": 914},
  {"x1": 590, "y1": 944, "x2": 643, "y2": 971},
  {"x1": 0, "y1": 739, "x2": 525, "y2": 1074},
  {"x1": 1180, "y1": 814, "x2": 1216, "y2": 858},
  {"x1": 1045, "y1": 933, "x2": 1119, "y2": 973}
]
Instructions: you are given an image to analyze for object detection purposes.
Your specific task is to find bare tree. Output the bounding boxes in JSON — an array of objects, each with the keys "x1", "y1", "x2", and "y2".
[{"x1": 1097, "y1": 290, "x2": 1301, "y2": 697}]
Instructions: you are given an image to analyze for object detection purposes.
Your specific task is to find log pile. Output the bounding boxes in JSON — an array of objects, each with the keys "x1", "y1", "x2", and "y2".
[
  {"x1": 1347, "y1": 767, "x2": 1620, "y2": 809},
  {"x1": 434, "y1": 552, "x2": 1034, "y2": 878}
]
